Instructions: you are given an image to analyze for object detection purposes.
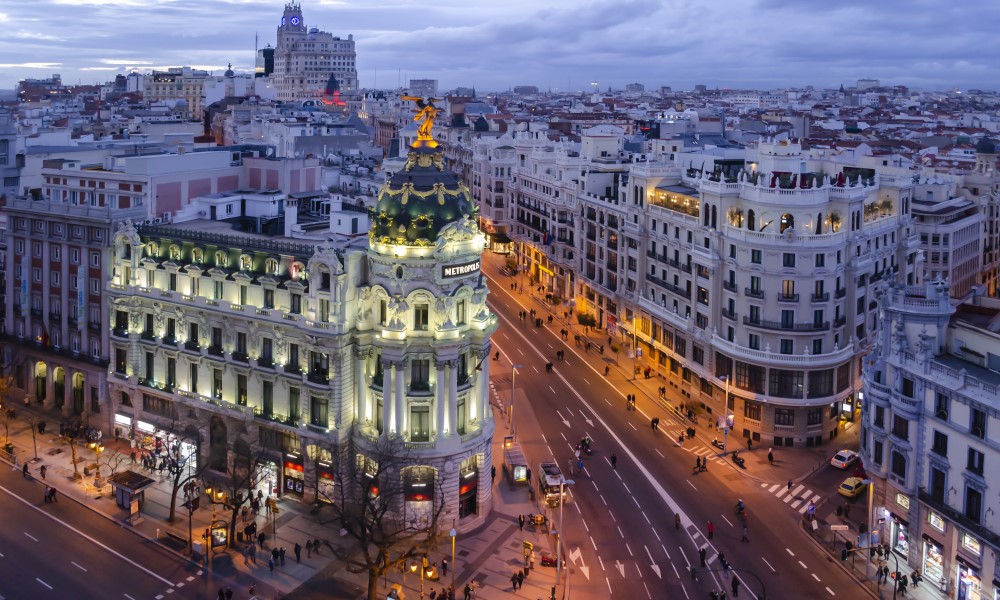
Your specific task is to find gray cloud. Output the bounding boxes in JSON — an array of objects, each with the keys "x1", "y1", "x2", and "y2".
[{"x1": 0, "y1": 0, "x2": 996, "y2": 91}]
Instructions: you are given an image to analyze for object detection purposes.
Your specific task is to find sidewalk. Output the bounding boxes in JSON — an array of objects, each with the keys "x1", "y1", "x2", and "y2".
[{"x1": 0, "y1": 397, "x2": 561, "y2": 600}]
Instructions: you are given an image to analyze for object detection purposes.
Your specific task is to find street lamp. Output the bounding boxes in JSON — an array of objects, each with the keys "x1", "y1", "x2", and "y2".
[
  {"x1": 410, "y1": 557, "x2": 430, "y2": 600},
  {"x1": 510, "y1": 364, "x2": 523, "y2": 437},
  {"x1": 450, "y1": 523, "x2": 457, "y2": 591},
  {"x1": 555, "y1": 478, "x2": 575, "y2": 589},
  {"x1": 631, "y1": 315, "x2": 639, "y2": 380}
]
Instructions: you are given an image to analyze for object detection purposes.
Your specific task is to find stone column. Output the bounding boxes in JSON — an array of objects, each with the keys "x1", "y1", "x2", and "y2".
[
  {"x1": 435, "y1": 361, "x2": 446, "y2": 437},
  {"x1": 477, "y1": 353, "x2": 490, "y2": 423},
  {"x1": 447, "y1": 361, "x2": 458, "y2": 437},
  {"x1": 394, "y1": 361, "x2": 405, "y2": 435},
  {"x1": 355, "y1": 349, "x2": 367, "y2": 424},
  {"x1": 382, "y1": 360, "x2": 392, "y2": 435}
]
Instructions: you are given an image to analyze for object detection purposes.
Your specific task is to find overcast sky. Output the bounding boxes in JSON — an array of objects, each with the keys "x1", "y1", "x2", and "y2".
[{"x1": 1, "y1": 0, "x2": 997, "y2": 93}]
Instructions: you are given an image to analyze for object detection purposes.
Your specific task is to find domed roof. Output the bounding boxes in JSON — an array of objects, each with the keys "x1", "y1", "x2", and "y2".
[
  {"x1": 370, "y1": 145, "x2": 475, "y2": 246},
  {"x1": 976, "y1": 137, "x2": 997, "y2": 154}
]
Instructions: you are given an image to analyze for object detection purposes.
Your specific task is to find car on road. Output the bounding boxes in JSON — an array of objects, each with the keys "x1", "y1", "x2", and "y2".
[
  {"x1": 838, "y1": 477, "x2": 867, "y2": 498},
  {"x1": 830, "y1": 449, "x2": 859, "y2": 470}
]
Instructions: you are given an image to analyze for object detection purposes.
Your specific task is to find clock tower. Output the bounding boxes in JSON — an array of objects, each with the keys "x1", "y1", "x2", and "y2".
[{"x1": 272, "y1": 3, "x2": 358, "y2": 101}]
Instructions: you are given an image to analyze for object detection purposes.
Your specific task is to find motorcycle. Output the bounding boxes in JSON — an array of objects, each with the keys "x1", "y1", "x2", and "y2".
[
  {"x1": 731, "y1": 451, "x2": 746, "y2": 468},
  {"x1": 711, "y1": 438, "x2": 725, "y2": 450},
  {"x1": 580, "y1": 437, "x2": 593, "y2": 456}
]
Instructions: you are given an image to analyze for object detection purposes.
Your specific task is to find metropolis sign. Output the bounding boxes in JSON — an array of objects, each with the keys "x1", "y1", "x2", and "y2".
[{"x1": 442, "y1": 260, "x2": 480, "y2": 279}]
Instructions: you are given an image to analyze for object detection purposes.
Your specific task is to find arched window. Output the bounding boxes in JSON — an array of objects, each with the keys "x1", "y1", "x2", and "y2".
[
  {"x1": 239, "y1": 255, "x2": 252, "y2": 271},
  {"x1": 265, "y1": 258, "x2": 279, "y2": 275},
  {"x1": 146, "y1": 242, "x2": 158, "y2": 257},
  {"x1": 215, "y1": 251, "x2": 228, "y2": 267},
  {"x1": 747, "y1": 210, "x2": 756, "y2": 231},
  {"x1": 711, "y1": 205, "x2": 718, "y2": 229},
  {"x1": 816, "y1": 213, "x2": 823, "y2": 235},
  {"x1": 192, "y1": 248, "x2": 204, "y2": 264},
  {"x1": 780, "y1": 213, "x2": 794, "y2": 234},
  {"x1": 703, "y1": 205, "x2": 711, "y2": 227},
  {"x1": 169, "y1": 245, "x2": 181, "y2": 261},
  {"x1": 290, "y1": 262, "x2": 305, "y2": 280}
]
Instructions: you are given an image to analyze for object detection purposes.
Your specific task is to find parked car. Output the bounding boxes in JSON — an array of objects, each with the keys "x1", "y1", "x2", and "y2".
[
  {"x1": 830, "y1": 449, "x2": 859, "y2": 470},
  {"x1": 838, "y1": 477, "x2": 867, "y2": 498}
]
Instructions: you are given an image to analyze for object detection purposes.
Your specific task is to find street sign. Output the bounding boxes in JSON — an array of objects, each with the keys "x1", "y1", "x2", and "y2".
[{"x1": 830, "y1": 525, "x2": 849, "y2": 531}]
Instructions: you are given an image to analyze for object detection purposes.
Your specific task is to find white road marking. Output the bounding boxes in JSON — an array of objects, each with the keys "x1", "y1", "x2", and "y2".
[
  {"x1": 786, "y1": 548, "x2": 796, "y2": 556},
  {"x1": 36, "y1": 579, "x2": 52, "y2": 590},
  {"x1": 125, "y1": 595, "x2": 137, "y2": 600},
  {"x1": 605, "y1": 578, "x2": 613, "y2": 594},
  {"x1": 603, "y1": 397, "x2": 612, "y2": 406},
  {"x1": 185, "y1": 576, "x2": 195, "y2": 582},
  {"x1": 642, "y1": 580, "x2": 653, "y2": 599},
  {"x1": 812, "y1": 573, "x2": 822, "y2": 582},
  {"x1": 642, "y1": 511, "x2": 651, "y2": 525},
  {"x1": 761, "y1": 557, "x2": 776, "y2": 572},
  {"x1": 617, "y1": 526, "x2": 625, "y2": 538},
  {"x1": 686, "y1": 480, "x2": 697, "y2": 491},
  {"x1": 653, "y1": 528, "x2": 661, "y2": 543},
  {"x1": 768, "y1": 484, "x2": 780, "y2": 493},
  {"x1": 798, "y1": 560, "x2": 808, "y2": 569},
  {"x1": 629, "y1": 423, "x2": 637, "y2": 431},
  {"x1": 720, "y1": 515, "x2": 733, "y2": 527},
  {"x1": 591, "y1": 536, "x2": 599, "y2": 550},
  {"x1": 583, "y1": 378, "x2": 590, "y2": 385},
  {"x1": 0, "y1": 484, "x2": 178, "y2": 587},
  {"x1": 24, "y1": 532, "x2": 38, "y2": 542},
  {"x1": 600, "y1": 494, "x2": 607, "y2": 506},
  {"x1": 549, "y1": 386, "x2": 556, "y2": 393},
  {"x1": 826, "y1": 586, "x2": 836, "y2": 596},
  {"x1": 72, "y1": 561, "x2": 87, "y2": 571},
  {"x1": 626, "y1": 543, "x2": 634, "y2": 557},
  {"x1": 656, "y1": 449, "x2": 665, "y2": 458}
]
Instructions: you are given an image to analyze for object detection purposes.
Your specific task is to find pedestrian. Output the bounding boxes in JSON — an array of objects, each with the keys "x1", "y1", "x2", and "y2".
[
  {"x1": 218, "y1": 589, "x2": 226, "y2": 600},
  {"x1": 464, "y1": 583, "x2": 472, "y2": 600},
  {"x1": 699, "y1": 547, "x2": 707, "y2": 567},
  {"x1": 732, "y1": 576, "x2": 740, "y2": 597},
  {"x1": 604, "y1": 365, "x2": 610, "y2": 376},
  {"x1": 787, "y1": 480, "x2": 793, "y2": 492},
  {"x1": 305, "y1": 539, "x2": 312, "y2": 558},
  {"x1": 707, "y1": 521, "x2": 715, "y2": 540},
  {"x1": 722, "y1": 558, "x2": 731, "y2": 578},
  {"x1": 529, "y1": 549, "x2": 535, "y2": 569},
  {"x1": 44, "y1": 486, "x2": 51, "y2": 503},
  {"x1": 899, "y1": 574, "x2": 909, "y2": 596},
  {"x1": 844, "y1": 503, "x2": 851, "y2": 519},
  {"x1": 279, "y1": 546, "x2": 286, "y2": 566},
  {"x1": 442, "y1": 557, "x2": 449, "y2": 576},
  {"x1": 610, "y1": 453, "x2": 617, "y2": 469},
  {"x1": 225, "y1": 588, "x2": 233, "y2": 600},
  {"x1": 430, "y1": 590, "x2": 437, "y2": 600},
  {"x1": 518, "y1": 514, "x2": 525, "y2": 531},
  {"x1": 695, "y1": 457, "x2": 701, "y2": 473},
  {"x1": 22, "y1": 463, "x2": 28, "y2": 478},
  {"x1": 510, "y1": 571, "x2": 518, "y2": 590},
  {"x1": 40, "y1": 465, "x2": 46, "y2": 479},
  {"x1": 675, "y1": 513, "x2": 681, "y2": 530},
  {"x1": 268, "y1": 556, "x2": 274, "y2": 573},
  {"x1": 741, "y1": 525, "x2": 749, "y2": 543},
  {"x1": 807, "y1": 501, "x2": 816, "y2": 521},
  {"x1": 517, "y1": 570, "x2": 524, "y2": 589},
  {"x1": 293, "y1": 542, "x2": 301, "y2": 562},
  {"x1": 491, "y1": 465, "x2": 496, "y2": 483},
  {"x1": 494, "y1": 351, "x2": 499, "y2": 361},
  {"x1": 747, "y1": 438, "x2": 752, "y2": 451},
  {"x1": 313, "y1": 539, "x2": 322, "y2": 555},
  {"x1": 258, "y1": 531, "x2": 266, "y2": 547},
  {"x1": 767, "y1": 449, "x2": 774, "y2": 465}
]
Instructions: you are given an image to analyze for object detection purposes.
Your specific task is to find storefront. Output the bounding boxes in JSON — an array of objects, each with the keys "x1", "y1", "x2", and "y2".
[
  {"x1": 283, "y1": 452, "x2": 304, "y2": 497},
  {"x1": 921, "y1": 536, "x2": 945, "y2": 589},
  {"x1": 316, "y1": 461, "x2": 335, "y2": 504},
  {"x1": 403, "y1": 467, "x2": 435, "y2": 528},
  {"x1": 114, "y1": 413, "x2": 133, "y2": 438},
  {"x1": 458, "y1": 459, "x2": 478, "y2": 518},
  {"x1": 957, "y1": 534, "x2": 983, "y2": 600},
  {"x1": 890, "y1": 513, "x2": 910, "y2": 558}
]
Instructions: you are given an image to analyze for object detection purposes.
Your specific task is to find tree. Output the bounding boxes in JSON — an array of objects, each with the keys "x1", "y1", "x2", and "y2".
[
  {"x1": 163, "y1": 425, "x2": 208, "y2": 524},
  {"x1": 211, "y1": 438, "x2": 272, "y2": 545},
  {"x1": 327, "y1": 430, "x2": 447, "y2": 600},
  {"x1": 96, "y1": 447, "x2": 130, "y2": 479},
  {"x1": 22, "y1": 412, "x2": 46, "y2": 461}
]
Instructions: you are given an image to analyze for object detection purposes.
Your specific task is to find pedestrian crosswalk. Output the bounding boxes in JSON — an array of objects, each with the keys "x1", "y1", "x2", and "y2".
[{"x1": 761, "y1": 481, "x2": 823, "y2": 514}]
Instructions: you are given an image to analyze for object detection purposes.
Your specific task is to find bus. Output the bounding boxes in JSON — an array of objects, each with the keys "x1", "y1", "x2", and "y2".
[{"x1": 538, "y1": 462, "x2": 568, "y2": 507}]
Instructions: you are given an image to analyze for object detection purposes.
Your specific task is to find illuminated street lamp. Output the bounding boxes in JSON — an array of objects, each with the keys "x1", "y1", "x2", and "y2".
[
  {"x1": 510, "y1": 364, "x2": 523, "y2": 437},
  {"x1": 555, "y1": 478, "x2": 575, "y2": 588},
  {"x1": 450, "y1": 523, "x2": 457, "y2": 591}
]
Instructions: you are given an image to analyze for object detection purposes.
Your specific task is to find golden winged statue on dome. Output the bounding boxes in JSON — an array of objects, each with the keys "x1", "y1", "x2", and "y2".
[{"x1": 401, "y1": 96, "x2": 440, "y2": 146}]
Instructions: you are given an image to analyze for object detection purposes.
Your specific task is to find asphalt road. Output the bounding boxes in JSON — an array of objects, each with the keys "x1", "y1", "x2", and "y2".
[
  {"x1": 483, "y1": 252, "x2": 866, "y2": 600},
  {"x1": 0, "y1": 463, "x2": 266, "y2": 600}
]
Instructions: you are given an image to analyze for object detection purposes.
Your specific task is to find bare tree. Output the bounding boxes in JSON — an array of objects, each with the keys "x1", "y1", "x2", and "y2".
[
  {"x1": 327, "y1": 429, "x2": 448, "y2": 600},
  {"x1": 97, "y1": 447, "x2": 130, "y2": 479},
  {"x1": 163, "y1": 424, "x2": 208, "y2": 524},
  {"x1": 22, "y1": 412, "x2": 46, "y2": 461},
  {"x1": 210, "y1": 438, "x2": 272, "y2": 545}
]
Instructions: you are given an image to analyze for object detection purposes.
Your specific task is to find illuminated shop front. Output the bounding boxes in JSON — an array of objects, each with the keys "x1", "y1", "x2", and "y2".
[
  {"x1": 283, "y1": 451, "x2": 304, "y2": 496},
  {"x1": 403, "y1": 467, "x2": 435, "y2": 528},
  {"x1": 957, "y1": 535, "x2": 983, "y2": 600},
  {"x1": 458, "y1": 457, "x2": 478, "y2": 518}
]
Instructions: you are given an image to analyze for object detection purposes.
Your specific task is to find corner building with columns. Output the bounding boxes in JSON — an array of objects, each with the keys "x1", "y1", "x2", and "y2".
[{"x1": 106, "y1": 130, "x2": 496, "y2": 526}]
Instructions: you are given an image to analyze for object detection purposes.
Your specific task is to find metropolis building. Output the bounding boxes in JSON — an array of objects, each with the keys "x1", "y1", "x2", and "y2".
[{"x1": 106, "y1": 117, "x2": 496, "y2": 524}]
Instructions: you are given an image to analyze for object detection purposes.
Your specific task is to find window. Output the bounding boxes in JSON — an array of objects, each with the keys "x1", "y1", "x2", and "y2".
[
  {"x1": 782, "y1": 253, "x2": 795, "y2": 268},
  {"x1": 779, "y1": 339, "x2": 793, "y2": 354},
  {"x1": 310, "y1": 395, "x2": 328, "y2": 428},
  {"x1": 815, "y1": 253, "x2": 825, "y2": 267},
  {"x1": 239, "y1": 285, "x2": 248, "y2": 305},
  {"x1": 237, "y1": 374, "x2": 247, "y2": 405},
  {"x1": 744, "y1": 401, "x2": 761, "y2": 420},
  {"x1": 965, "y1": 488, "x2": 983, "y2": 525},
  {"x1": 291, "y1": 293, "x2": 301, "y2": 314},
  {"x1": 932, "y1": 431, "x2": 948, "y2": 456},
  {"x1": 872, "y1": 440, "x2": 884, "y2": 466},
  {"x1": 812, "y1": 339, "x2": 823, "y2": 355},
  {"x1": 288, "y1": 387, "x2": 300, "y2": 421},
  {"x1": 262, "y1": 381, "x2": 273, "y2": 416},
  {"x1": 410, "y1": 406, "x2": 430, "y2": 441},
  {"x1": 807, "y1": 408, "x2": 822, "y2": 426},
  {"x1": 261, "y1": 338, "x2": 273, "y2": 365},
  {"x1": 874, "y1": 405, "x2": 885, "y2": 429},
  {"x1": 750, "y1": 276, "x2": 761, "y2": 294},
  {"x1": 115, "y1": 348, "x2": 127, "y2": 373},
  {"x1": 264, "y1": 289, "x2": 274, "y2": 309},
  {"x1": 901, "y1": 377, "x2": 914, "y2": 398},
  {"x1": 781, "y1": 310, "x2": 794, "y2": 327},
  {"x1": 751, "y1": 249, "x2": 762, "y2": 264},
  {"x1": 891, "y1": 450, "x2": 906, "y2": 479},
  {"x1": 411, "y1": 359, "x2": 430, "y2": 391},
  {"x1": 144, "y1": 351, "x2": 154, "y2": 380},
  {"x1": 692, "y1": 346, "x2": 704, "y2": 365},
  {"x1": 190, "y1": 364, "x2": 199, "y2": 394},
  {"x1": 971, "y1": 408, "x2": 986, "y2": 439},
  {"x1": 749, "y1": 333, "x2": 760, "y2": 350},
  {"x1": 168, "y1": 273, "x2": 176, "y2": 291},
  {"x1": 934, "y1": 393, "x2": 949, "y2": 420},
  {"x1": 414, "y1": 303, "x2": 429, "y2": 331},
  {"x1": 166, "y1": 358, "x2": 176, "y2": 388},
  {"x1": 288, "y1": 343, "x2": 300, "y2": 372},
  {"x1": 456, "y1": 300, "x2": 466, "y2": 325},
  {"x1": 236, "y1": 332, "x2": 247, "y2": 356},
  {"x1": 214, "y1": 280, "x2": 224, "y2": 300},
  {"x1": 212, "y1": 369, "x2": 222, "y2": 398},
  {"x1": 774, "y1": 408, "x2": 794, "y2": 426},
  {"x1": 91, "y1": 252, "x2": 101, "y2": 267},
  {"x1": 967, "y1": 448, "x2": 984, "y2": 475},
  {"x1": 769, "y1": 369, "x2": 802, "y2": 398},
  {"x1": 892, "y1": 415, "x2": 909, "y2": 440}
]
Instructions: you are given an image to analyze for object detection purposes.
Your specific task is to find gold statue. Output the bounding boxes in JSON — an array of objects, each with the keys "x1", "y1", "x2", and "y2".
[{"x1": 401, "y1": 96, "x2": 440, "y2": 147}]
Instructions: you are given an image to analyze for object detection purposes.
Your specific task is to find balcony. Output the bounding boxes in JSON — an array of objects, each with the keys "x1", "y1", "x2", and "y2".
[
  {"x1": 744, "y1": 287, "x2": 765, "y2": 300},
  {"x1": 666, "y1": 258, "x2": 692, "y2": 273},
  {"x1": 307, "y1": 371, "x2": 329, "y2": 385},
  {"x1": 258, "y1": 356, "x2": 275, "y2": 369},
  {"x1": 917, "y1": 489, "x2": 1000, "y2": 549},
  {"x1": 49, "y1": 312, "x2": 62, "y2": 323},
  {"x1": 811, "y1": 292, "x2": 830, "y2": 302},
  {"x1": 742, "y1": 316, "x2": 830, "y2": 332},
  {"x1": 835, "y1": 288, "x2": 847, "y2": 299},
  {"x1": 645, "y1": 274, "x2": 691, "y2": 299},
  {"x1": 777, "y1": 293, "x2": 800, "y2": 303},
  {"x1": 834, "y1": 316, "x2": 847, "y2": 327},
  {"x1": 88, "y1": 321, "x2": 101, "y2": 333},
  {"x1": 112, "y1": 326, "x2": 129, "y2": 338},
  {"x1": 141, "y1": 330, "x2": 156, "y2": 341},
  {"x1": 207, "y1": 345, "x2": 224, "y2": 357},
  {"x1": 284, "y1": 363, "x2": 302, "y2": 375},
  {"x1": 723, "y1": 281, "x2": 737, "y2": 293},
  {"x1": 231, "y1": 351, "x2": 249, "y2": 363},
  {"x1": 721, "y1": 309, "x2": 737, "y2": 321},
  {"x1": 184, "y1": 339, "x2": 200, "y2": 351},
  {"x1": 252, "y1": 407, "x2": 296, "y2": 427}
]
